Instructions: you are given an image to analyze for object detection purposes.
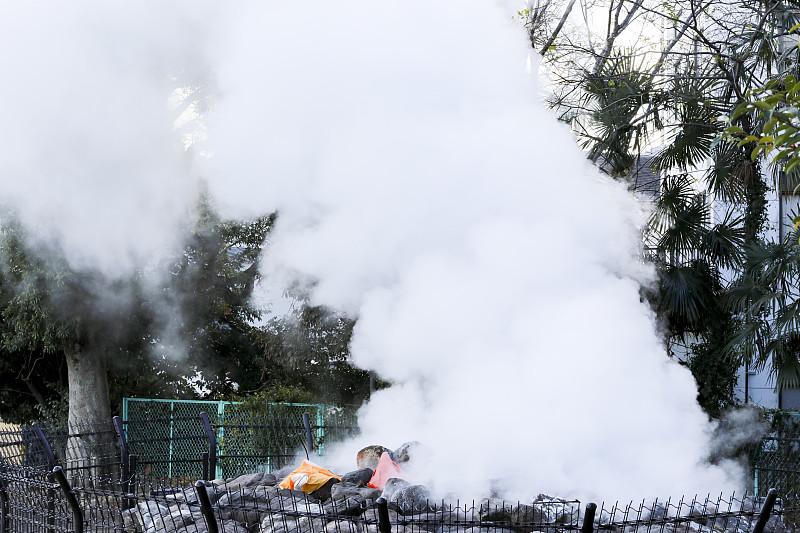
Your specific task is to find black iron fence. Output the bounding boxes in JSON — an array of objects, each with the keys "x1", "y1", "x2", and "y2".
[{"x1": 0, "y1": 413, "x2": 795, "y2": 533}]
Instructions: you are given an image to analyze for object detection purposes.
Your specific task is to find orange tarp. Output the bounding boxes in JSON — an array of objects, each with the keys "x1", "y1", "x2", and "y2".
[{"x1": 278, "y1": 460, "x2": 342, "y2": 494}]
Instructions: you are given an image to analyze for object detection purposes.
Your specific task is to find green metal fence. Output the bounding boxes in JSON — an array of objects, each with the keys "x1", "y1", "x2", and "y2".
[
  {"x1": 121, "y1": 398, "x2": 358, "y2": 480},
  {"x1": 748, "y1": 411, "x2": 800, "y2": 504}
]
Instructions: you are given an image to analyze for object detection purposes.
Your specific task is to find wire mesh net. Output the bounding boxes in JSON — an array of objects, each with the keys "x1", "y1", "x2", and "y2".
[{"x1": 0, "y1": 411, "x2": 794, "y2": 533}]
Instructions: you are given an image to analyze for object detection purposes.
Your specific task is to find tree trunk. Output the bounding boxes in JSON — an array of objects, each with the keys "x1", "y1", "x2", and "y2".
[
  {"x1": 64, "y1": 345, "x2": 113, "y2": 489},
  {"x1": 65, "y1": 345, "x2": 111, "y2": 424}
]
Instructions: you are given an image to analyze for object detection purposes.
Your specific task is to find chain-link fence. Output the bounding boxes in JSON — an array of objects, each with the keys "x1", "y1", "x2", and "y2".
[
  {"x1": 745, "y1": 412, "x2": 800, "y2": 508},
  {"x1": 122, "y1": 399, "x2": 355, "y2": 480}
]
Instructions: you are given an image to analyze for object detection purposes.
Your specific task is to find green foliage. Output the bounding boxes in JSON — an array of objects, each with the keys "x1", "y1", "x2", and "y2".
[
  {"x1": 687, "y1": 323, "x2": 740, "y2": 419},
  {"x1": 722, "y1": 73, "x2": 800, "y2": 176},
  {"x1": 160, "y1": 195, "x2": 275, "y2": 396},
  {"x1": 255, "y1": 303, "x2": 378, "y2": 407},
  {"x1": 726, "y1": 234, "x2": 800, "y2": 390},
  {"x1": 229, "y1": 384, "x2": 316, "y2": 407},
  {"x1": 568, "y1": 0, "x2": 800, "y2": 410},
  {"x1": 582, "y1": 53, "x2": 661, "y2": 175}
]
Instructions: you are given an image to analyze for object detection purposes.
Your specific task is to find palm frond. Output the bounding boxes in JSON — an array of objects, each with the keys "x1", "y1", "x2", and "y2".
[
  {"x1": 702, "y1": 212, "x2": 745, "y2": 269},
  {"x1": 659, "y1": 263, "x2": 715, "y2": 325},
  {"x1": 705, "y1": 143, "x2": 749, "y2": 203}
]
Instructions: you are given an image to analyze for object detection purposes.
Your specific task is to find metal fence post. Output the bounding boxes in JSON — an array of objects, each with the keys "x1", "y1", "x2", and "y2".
[
  {"x1": 31, "y1": 423, "x2": 56, "y2": 469},
  {"x1": 201, "y1": 452, "x2": 209, "y2": 481},
  {"x1": 316, "y1": 406, "x2": 325, "y2": 456},
  {"x1": 53, "y1": 466, "x2": 83, "y2": 533},
  {"x1": 752, "y1": 488, "x2": 778, "y2": 533},
  {"x1": 376, "y1": 497, "x2": 392, "y2": 533},
  {"x1": 195, "y1": 481, "x2": 219, "y2": 533},
  {"x1": 32, "y1": 423, "x2": 57, "y2": 533},
  {"x1": 199, "y1": 413, "x2": 217, "y2": 481},
  {"x1": 302, "y1": 413, "x2": 314, "y2": 458},
  {"x1": 217, "y1": 402, "x2": 226, "y2": 479},
  {"x1": 581, "y1": 503, "x2": 597, "y2": 533},
  {"x1": 128, "y1": 454, "x2": 138, "y2": 510},
  {"x1": 0, "y1": 463, "x2": 9, "y2": 533},
  {"x1": 112, "y1": 416, "x2": 132, "y2": 510}
]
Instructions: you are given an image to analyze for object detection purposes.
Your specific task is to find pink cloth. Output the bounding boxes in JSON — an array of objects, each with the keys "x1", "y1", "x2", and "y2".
[{"x1": 367, "y1": 451, "x2": 404, "y2": 489}]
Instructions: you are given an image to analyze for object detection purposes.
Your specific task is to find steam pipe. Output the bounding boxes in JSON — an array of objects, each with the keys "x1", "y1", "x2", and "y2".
[
  {"x1": 752, "y1": 488, "x2": 778, "y2": 533},
  {"x1": 376, "y1": 497, "x2": 392, "y2": 533},
  {"x1": 53, "y1": 466, "x2": 83, "y2": 533},
  {"x1": 195, "y1": 481, "x2": 220, "y2": 533},
  {"x1": 581, "y1": 503, "x2": 597, "y2": 533}
]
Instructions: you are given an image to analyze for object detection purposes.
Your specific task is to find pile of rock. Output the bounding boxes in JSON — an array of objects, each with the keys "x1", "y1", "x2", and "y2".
[
  {"x1": 118, "y1": 442, "x2": 789, "y2": 533},
  {"x1": 121, "y1": 442, "x2": 431, "y2": 533}
]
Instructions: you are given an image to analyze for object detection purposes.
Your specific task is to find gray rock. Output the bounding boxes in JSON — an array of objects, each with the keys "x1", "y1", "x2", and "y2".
[
  {"x1": 393, "y1": 442, "x2": 421, "y2": 464},
  {"x1": 271, "y1": 464, "x2": 301, "y2": 481},
  {"x1": 189, "y1": 519, "x2": 250, "y2": 533},
  {"x1": 324, "y1": 519, "x2": 365, "y2": 533},
  {"x1": 324, "y1": 496, "x2": 370, "y2": 517},
  {"x1": 219, "y1": 524, "x2": 250, "y2": 533},
  {"x1": 164, "y1": 488, "x2": 201, "y2": 507},
  {"x1": 357, "y1": 445, "x2": 395, "y2": 470},
  {"x1": 441, "y1": 528, "x2": 516, "y2": 533},
  {"x1": 324, "y1": 482, "x2": 381, "y2": 516},
  {"x1": 361, "y1": 507, "x2": 401, "y2": 524},
  {"x1": 217, "y1": 486, "x2": 320, "y2": 525},
  {"x1": 136, "y1": 501, "x2": 170, "y2": 530},
  {"x1": 341, "y1": 468, "x2": 374, "y2": 487},
  {"x1": 217, "y1": 472, "x2": 270, "y2": 492},
  {"x1": 149, "y1": 509, "x2": 196, "y2": 533},
  {"x1": 380, "y1": 478, "x2": 410, "y2": 503},
  {"x1": 121, "y1": 508, "x2": 144, "y2": 533},
  {"x1": 310, "y1": 477, "x2": 341, "y2": 501},
  {"x1": 331, "y1": 482, "x2": 382, "y2": 502},
  {"x1": 394, "y1": 511, "x2": 456, "y2": 531},
  {"x1": 662, "y1": 522, "x2": 715, "y2": 533},
  {"x1": 352, "y1": 511, "x2": 425, "y2": 533},
  {"x1": 387, "y1": 484, "x2": 432, "y2": 513},
  {"x1": 260, "y1": 513, "x2": 328, "y2": 533},
  {"x1": 259, "y1": 472, "x2": 280, "y2": 486},
  {"x1": 532, "y1": 494, "x2": 580, "y2": 524},
  {"x1": 479, "y1": 499, "x2": 540, "y2": 524}
]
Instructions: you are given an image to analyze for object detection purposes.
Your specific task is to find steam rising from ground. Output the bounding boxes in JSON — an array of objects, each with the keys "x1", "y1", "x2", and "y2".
[
  {"x1": 0, "y1": 0, "x2": 744, "y2": 502},
  {"x1": 205, "y1": 1, "x2": 743, "y2": 501}
]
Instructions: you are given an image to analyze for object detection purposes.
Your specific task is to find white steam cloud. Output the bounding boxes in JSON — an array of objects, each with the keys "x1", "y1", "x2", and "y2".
[
  {"x1": 204, "y1": 0, "x2": 743, "y2": 501},
  {"x1": 0, "y1": 2, "x2": 214, "y2": 275},
  {"x1": 0, "y1": 0, "x2": 744, "y2": 502}
]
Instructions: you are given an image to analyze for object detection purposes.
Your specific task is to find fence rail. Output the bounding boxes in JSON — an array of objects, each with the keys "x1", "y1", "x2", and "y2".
[{"x1": 0, "y1": 411, "x2": 796, "y2": 533}]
